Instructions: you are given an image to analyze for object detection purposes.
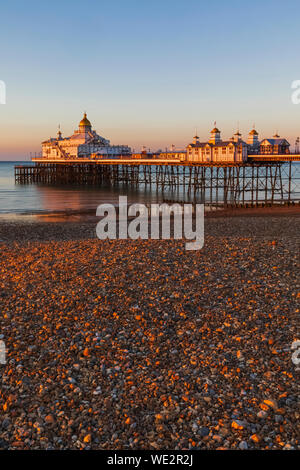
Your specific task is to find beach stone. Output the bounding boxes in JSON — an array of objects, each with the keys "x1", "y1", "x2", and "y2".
[
  {"x1": 263, "y1": 399, "x2": 278, "y2": 411},
  {"x1": 250, "y1": 434, "x2": 260, "y2": 443},
  {"x1": 1, "y1": 418, "x2": 11, "y2": 430},
  {"x1": 257, "y1": 410, "x2": 268, "y2": 419},
  {"x1": 231, "y1": 420, "x2": 246, "y2": 430},
  {"x1": 275, "y1": 415, "x2": 283, "y2": 423},
  {"x1": 198, "y1": 427, "x2": 210, "y2": 437},
  {"x1": 45, "y1": 415, "x2": 55, "y2": 425},
  {"x1": 0, "y1": 439, "x2": 9, "y2": 449},
  {"x1": 239, "y1": 441, "x2": 248, "y2": 450}
]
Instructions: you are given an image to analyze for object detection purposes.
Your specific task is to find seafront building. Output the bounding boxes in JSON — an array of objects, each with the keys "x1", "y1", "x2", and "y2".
[
  {"x1": 42, "y1": 113, "x2": 131, "y2": 160},
  {"x1": 155, "y1": 150, "x2": 186, "y2": 161},
  {"x1": 186, "y1": 126, "x2": 291, "y2": 162},
  {"x1": 186, "y1": 127, "x2": 248, "y2": 163},
  {"x1": 41, "y1": 114, "x2": 291, "y2": 163},
  {"x1": 259, "y1": 135, "x2": 290, "y2": 155}
]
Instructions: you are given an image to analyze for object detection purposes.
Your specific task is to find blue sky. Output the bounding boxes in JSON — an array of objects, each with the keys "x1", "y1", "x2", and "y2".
[{"x1": 0, "y1": 0, "x2": 300, "y2": 159}]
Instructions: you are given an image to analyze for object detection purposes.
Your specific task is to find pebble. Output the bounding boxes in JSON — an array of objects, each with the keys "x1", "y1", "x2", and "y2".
[
  {"x1": 239, "y1": 441, "x2": 248, "y2": 450},
  {"x1": 44, "y1": 415, "x2": 55, "y2": 425},
  {"x1": 257, "y1": 410, "x2": 268, "y2": 419},
  {"x1": 198, "y1": 427, "x2": 210, "y2": 437},
  {"x1": 232, "y1": 420, "x2": 246, "y2": 430}
]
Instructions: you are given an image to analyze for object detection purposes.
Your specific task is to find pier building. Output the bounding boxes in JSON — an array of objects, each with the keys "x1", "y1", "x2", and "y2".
[
  {"x1": 42, "y1": 113, "x2": 131, "y2": 160},
  {"x1": 259, "y1": 135, "x2": 290, "y2": 155},
  {"x1": 186, "y1": 127, "x2": 248, "y2": 163}
]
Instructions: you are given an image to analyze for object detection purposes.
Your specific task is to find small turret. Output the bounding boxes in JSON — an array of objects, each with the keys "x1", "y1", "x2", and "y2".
[
  {"x1": 247, "y1": 125, "x2": 259, "y2": 147},
  {"x1": 57, "y1": 125, "x2": 62, "y2": 140},
  {"x1": 233, "y1": 129, "x2": 242, "y2": 143},
  {"x1": 209, "y1": 122, "x2": 221, "y2": 144},
  {"x1": 193, "y1": 134, "x2": 200, "y2": 145}
]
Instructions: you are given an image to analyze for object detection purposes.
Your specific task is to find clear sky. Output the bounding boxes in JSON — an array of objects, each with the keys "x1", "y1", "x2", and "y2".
[{"x1": 1, "y1": 0, "x2": 300, "y2": 159}]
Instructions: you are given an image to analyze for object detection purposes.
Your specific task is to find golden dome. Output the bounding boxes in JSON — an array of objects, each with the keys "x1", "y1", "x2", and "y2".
[
  {"x1": 249, "y1": 129, "x2": 258, "y2": 135},
  {"x1": 211, "y1": 127, "x2": 220, "y2": 134},
  {"x1": 79, "y1": 113, "x2": 91, "y2": 128}
]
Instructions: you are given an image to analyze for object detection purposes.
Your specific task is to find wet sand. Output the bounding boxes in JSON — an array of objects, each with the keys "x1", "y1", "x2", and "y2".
[
  {"x1": 0, "y1": 204, "x2": 299, "y2": 243},
  {"x1": 0, "y1": 212, "x2": 299, "y2": 450}
]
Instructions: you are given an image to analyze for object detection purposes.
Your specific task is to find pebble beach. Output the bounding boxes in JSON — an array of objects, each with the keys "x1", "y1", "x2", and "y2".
[{"x1": 0, "y1": 212, "x2": 299, "y2": 450}]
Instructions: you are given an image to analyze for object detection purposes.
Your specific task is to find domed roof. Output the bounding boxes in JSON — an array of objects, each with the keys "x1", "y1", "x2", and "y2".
[
  {"x1": 211, "y1": 127, "x2": 220, "y2": 134},
  {"x1": 249, "y1": 129, "x2": 258, "y2": 135},
  {"x1": 79, "y1": 113, "x2": 91, "y2": 128}
]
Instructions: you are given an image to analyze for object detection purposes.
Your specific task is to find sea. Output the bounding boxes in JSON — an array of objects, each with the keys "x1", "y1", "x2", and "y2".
[
  {"x1": 0, "y1": 161, "x2": 171, "y2": 220},
  {"x1": 0, "y1": 161, "x2": 299, "y2": 220}
]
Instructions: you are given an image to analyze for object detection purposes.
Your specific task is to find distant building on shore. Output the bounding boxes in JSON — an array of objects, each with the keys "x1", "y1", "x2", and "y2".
[{"x1": 42, "y1": 113, "x2": 131, "y2": 159}]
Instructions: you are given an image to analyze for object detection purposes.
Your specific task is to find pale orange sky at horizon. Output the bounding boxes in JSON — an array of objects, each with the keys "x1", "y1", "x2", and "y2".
[{"x1": 1, "y1": 114, "x2": 300, "y2": 160}]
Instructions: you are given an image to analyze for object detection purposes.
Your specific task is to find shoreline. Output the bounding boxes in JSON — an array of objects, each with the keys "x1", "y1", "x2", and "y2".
[
  {"x1": 0, "y1": 203, "x2": 299, "y2": 224},
  {"x1": 0, "y1": 204, "x2": 299, "y2": 244},
  {"x1": 0, "y1": 210, "x2": 299, "y2": 244}
]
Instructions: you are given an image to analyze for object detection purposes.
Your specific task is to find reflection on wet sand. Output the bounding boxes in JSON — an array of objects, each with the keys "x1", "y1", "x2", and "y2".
[{"x1": 35, "y1": 183, "x2": 174, "y2": 216}]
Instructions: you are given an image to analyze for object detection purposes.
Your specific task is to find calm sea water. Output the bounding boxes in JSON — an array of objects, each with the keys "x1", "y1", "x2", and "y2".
[
  {"x1": 0, "y1": 161, "x2": 169, "y2": 218},
  {"x1": 0, "y1": 161, "x2": 299, "y2": 218}
]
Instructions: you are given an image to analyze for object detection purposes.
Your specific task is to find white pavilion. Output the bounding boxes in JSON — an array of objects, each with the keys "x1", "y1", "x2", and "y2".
[{"x1": 42, "y1": 113, "x2": 131, "y2": 159}]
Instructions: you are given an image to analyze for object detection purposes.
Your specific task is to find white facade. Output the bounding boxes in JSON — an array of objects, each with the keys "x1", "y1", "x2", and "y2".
[
  {"x1": 42, "y1": 113, "x2": 131, "y2": 159},
  {"x1": 187, "y1": 127, "x2": 248, "y2": 163}
]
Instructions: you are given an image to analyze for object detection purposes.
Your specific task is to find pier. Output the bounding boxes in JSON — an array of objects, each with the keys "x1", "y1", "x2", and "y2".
[{"x1": 15, "y1": 158, "x2": 300, "y2": 208}]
